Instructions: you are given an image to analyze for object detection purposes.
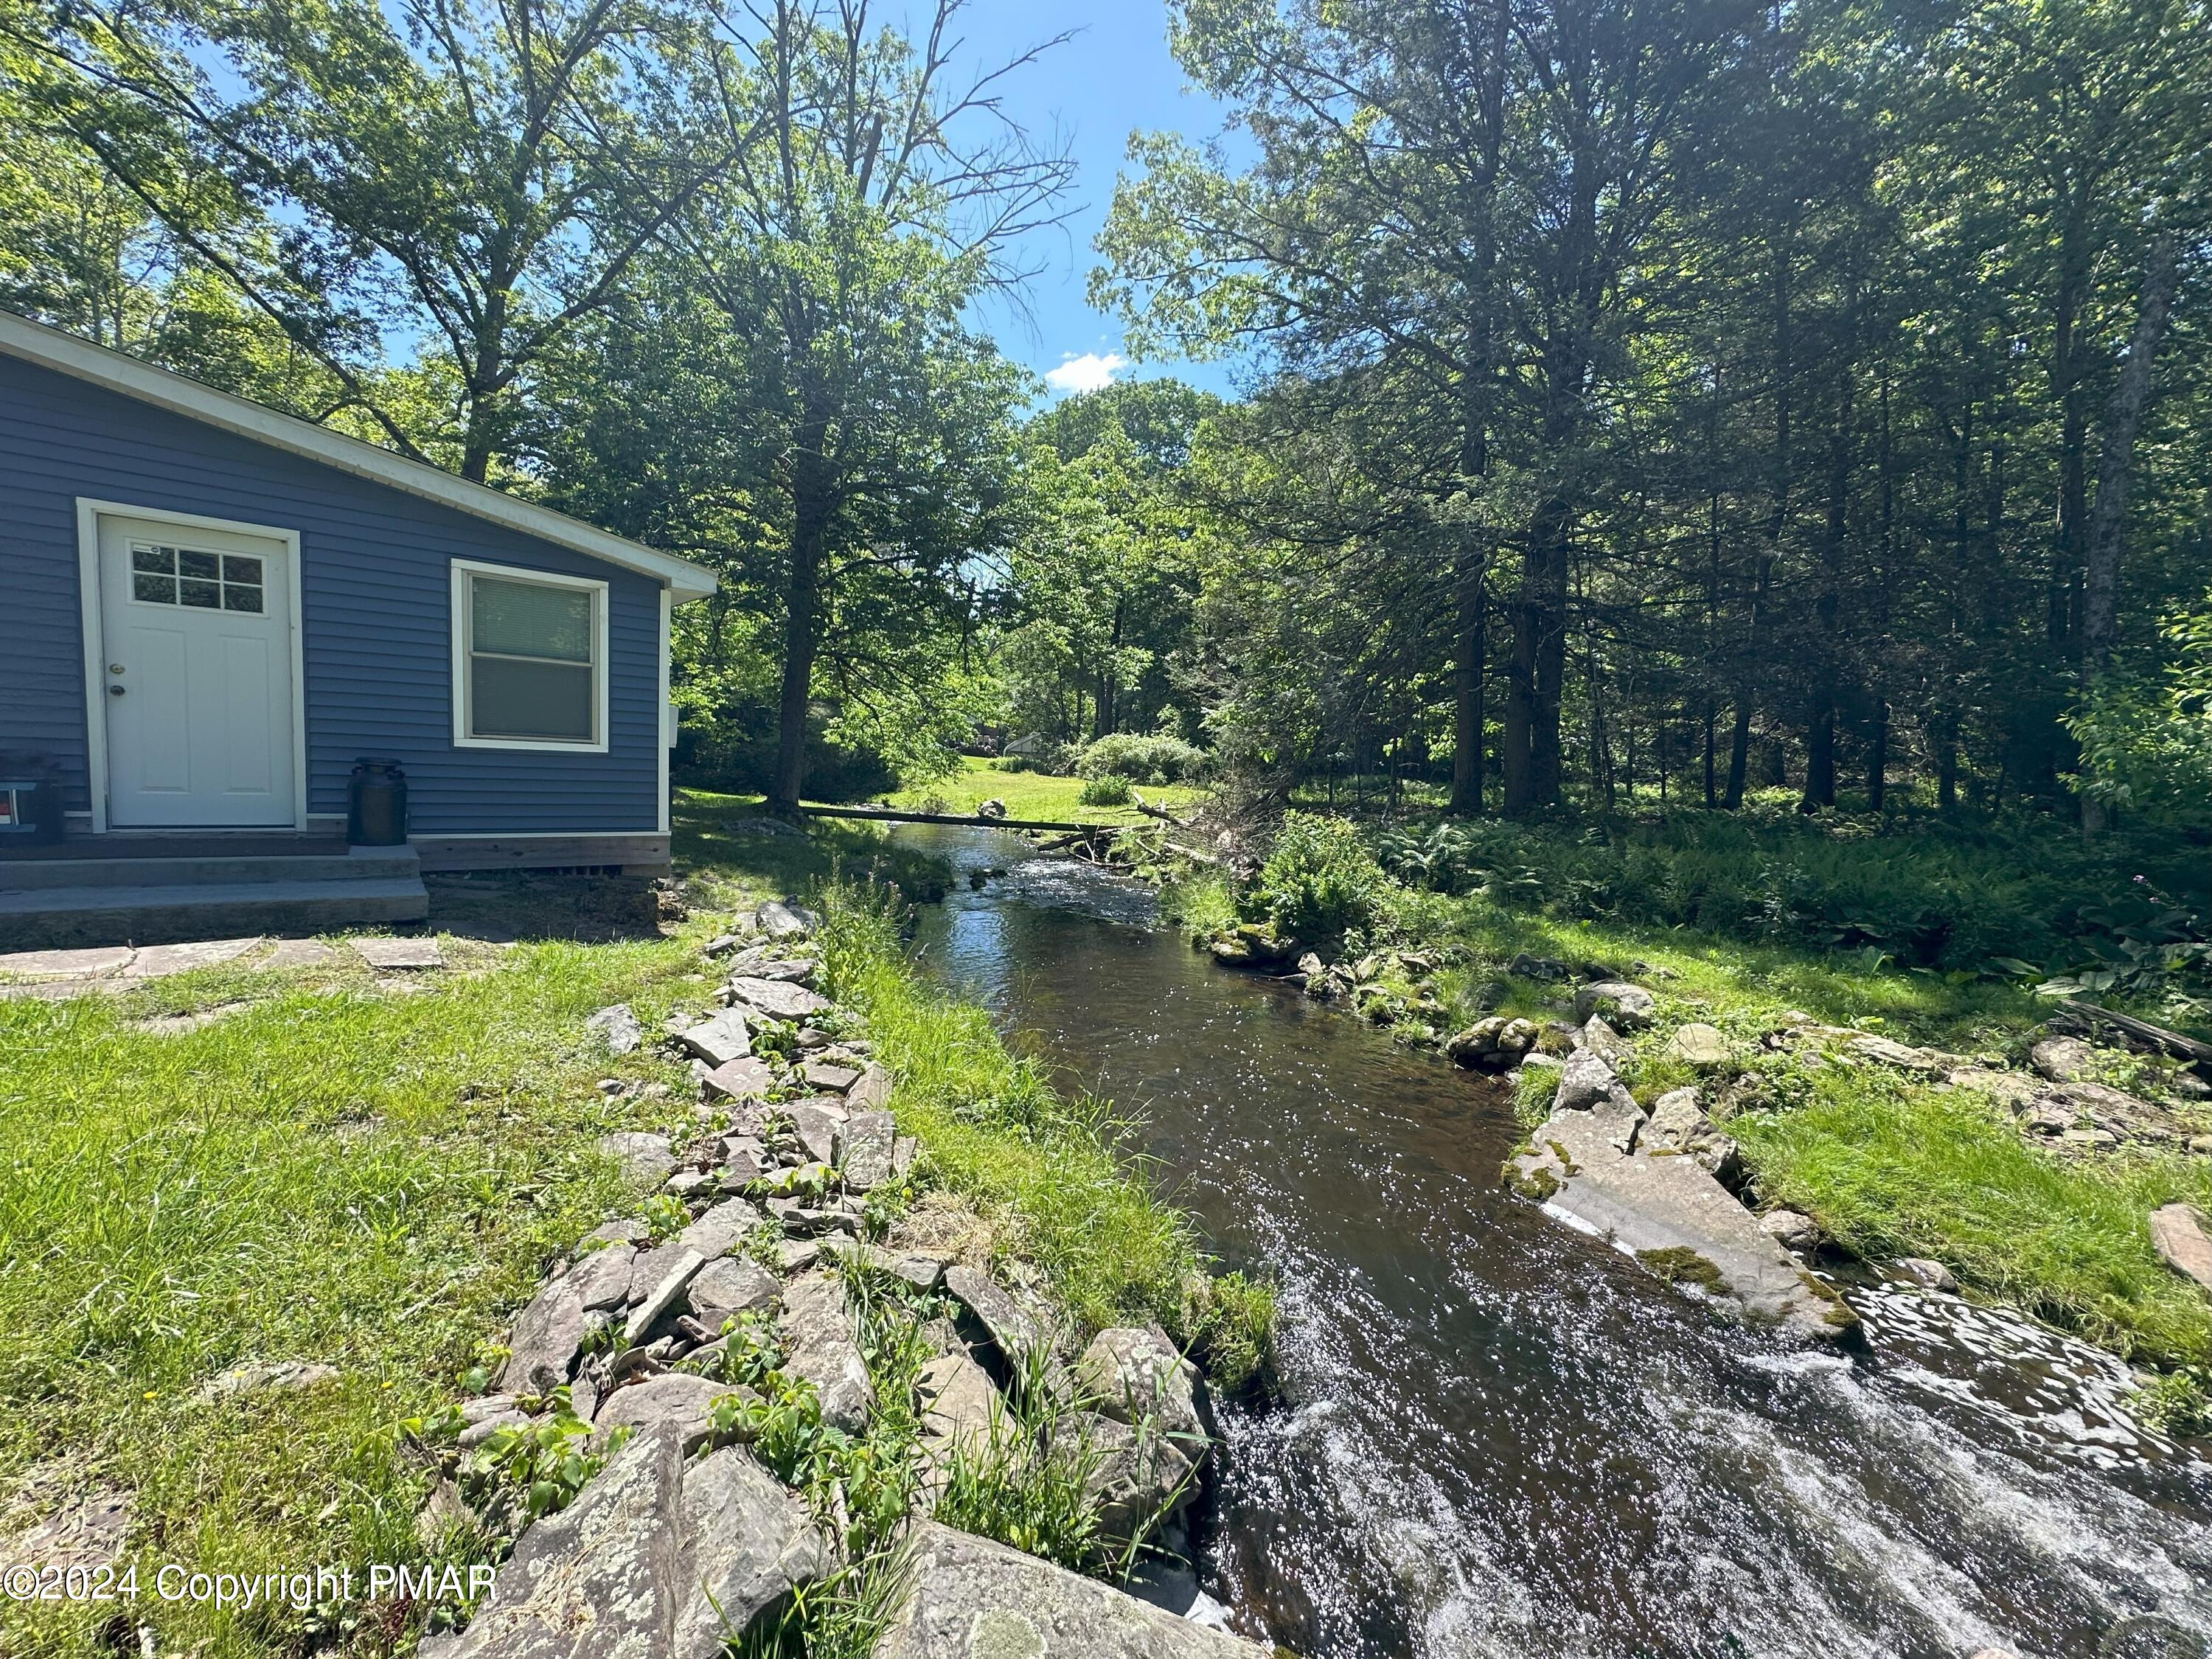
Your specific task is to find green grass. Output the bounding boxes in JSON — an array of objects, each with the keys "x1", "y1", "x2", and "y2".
[{"x1": 885, "y1": 756, "x2": 1206, "y2": 827}]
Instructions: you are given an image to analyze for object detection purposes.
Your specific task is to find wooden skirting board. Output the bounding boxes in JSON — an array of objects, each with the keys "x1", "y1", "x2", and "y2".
[{"x1": 411, "y1": 834, "x2": 671, "y2": 873}]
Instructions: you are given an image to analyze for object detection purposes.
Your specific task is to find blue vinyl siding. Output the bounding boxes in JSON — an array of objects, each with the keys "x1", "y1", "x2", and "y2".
[{"x1": 0, "y1": 352, "x2": 664, "y2": 833}]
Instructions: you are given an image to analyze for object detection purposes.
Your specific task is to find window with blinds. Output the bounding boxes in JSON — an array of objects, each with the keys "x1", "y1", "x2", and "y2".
[{"x1": 455, "y1": 565, "x2": 606, "y2": 747}]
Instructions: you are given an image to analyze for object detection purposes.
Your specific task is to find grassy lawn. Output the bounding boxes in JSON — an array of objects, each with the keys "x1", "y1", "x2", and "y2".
[
  {"x1": 0, "y1": 792, "x2": 1259, "y2": 1658},
  {"x1": 882, "y1": 755, "x2": 1208, "y2": 826}
]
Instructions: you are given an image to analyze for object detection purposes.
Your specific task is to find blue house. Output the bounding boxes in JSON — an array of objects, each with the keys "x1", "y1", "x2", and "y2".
[{"x1": 0, "y1": 309, "x2": 717, "y2": 946}]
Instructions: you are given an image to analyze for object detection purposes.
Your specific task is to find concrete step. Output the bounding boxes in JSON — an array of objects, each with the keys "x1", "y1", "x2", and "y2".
[
  {"x1": 0, "y1": 875, "x2": 429, "y2": 950},
  {"x1": 0, "y1": 848, "x2": 418, "y2": 892}
]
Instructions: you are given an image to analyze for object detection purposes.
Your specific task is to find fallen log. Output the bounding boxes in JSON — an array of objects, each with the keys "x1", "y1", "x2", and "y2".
[{"x1": 2056, "y1": 998, "x2": 2212, "y2": 1065}]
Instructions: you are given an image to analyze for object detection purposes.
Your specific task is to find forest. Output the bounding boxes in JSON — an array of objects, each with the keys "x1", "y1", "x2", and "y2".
[{"x1": 3, "y1": 0, "x2": 2206, "y2": 907}]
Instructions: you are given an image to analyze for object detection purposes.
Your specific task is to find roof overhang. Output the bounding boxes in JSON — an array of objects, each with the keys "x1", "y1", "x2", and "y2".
[{"x1": 0, "y1": 309, "x2": 718, "y2": 602}]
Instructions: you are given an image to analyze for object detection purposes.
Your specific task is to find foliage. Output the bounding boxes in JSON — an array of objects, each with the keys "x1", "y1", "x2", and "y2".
[
  {"x1": 465, "y1": 1387, "x2": 625, "y2": 1524},
  {"x1": 1248, "y1": 813, "x2": 1390, "y2": 942},
  {"x1": 2068, "y1": 592, "x2": 2212, "y2": 821},
  {"x1": 1076, "y1": 732, "x2": 1211, "y2": 785},
  {"x1": 2130, "y1": 1366, "x2": 2212, "y2": 1439},
  {"x1": 1078, "y1": 773, "x2": 1134, "y2": 807}
]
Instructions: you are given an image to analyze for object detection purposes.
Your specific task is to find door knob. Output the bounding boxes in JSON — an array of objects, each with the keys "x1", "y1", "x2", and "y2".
[{"x1": 108, "y1": 685, "x2": 126, "y2": 696}]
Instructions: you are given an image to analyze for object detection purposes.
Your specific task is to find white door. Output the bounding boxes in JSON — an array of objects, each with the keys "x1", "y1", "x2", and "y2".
[{"x1": 97, "y1": 513, "x2": 296, "y2": 827}]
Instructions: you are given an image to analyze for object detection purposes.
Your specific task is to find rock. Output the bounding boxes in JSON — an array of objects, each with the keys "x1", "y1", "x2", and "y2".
[
  {"x1": 597, "y1": 1130, "x2": 677, "y2": 1186},
  {"x1": 778, "y1": 1239, "x2": 821, "y2": 1275},
  {"x1": 1074, "y1": 1328, "x2": 1207, "y2": 1447},
  {"x1": 1574, "y1": 981, "x2": 1655, "y2": 1030},
  {"x1": 584, "y1": 1003, "x2": 643, "y2": 1056},
  {"x1": 675, "y1": 1198, "x2": 762, "y2": 1262},
  {"x1": 421, "y1": 1425, "x2": 823, "y2": 1659},
  {"x1": 1849, "y1": 1034, "x2": 1944, "y2": 1073},
  {"x1": 676, "y1": 1009, "x2": 754, "y2": 1068},
  {"x1": 944, "y1": 1265, "x2": 1049, "y2": 1371},
  {"x1": 566, "y1": 1243, "x2": 639, "y2": 1310},
  {"x1": 685, "y1": 1256, "x2": 779, "y2": 1329},
  {"x1": 779, "y1": 1272, "x2": 873, "y2": 1433},
  {"x1": 2031, "y1": 1035, "x2": 2098, "y2": 1082},
  {"x1": 593, "y1": 1374, "x2": 733, "y2": 1455},
  {"x1": 1577, "y1": 1014, "x2": 1632, "y2": 1065},
  {"x1": 577, "y1": 1219, "x2": 647, "y2": 1253},
  {"x1": 800, "y1": 1060, "x2": 860, "y2": 1093},
  {"x1": 874, "y1": 1523, "x2": 1270, "y2": 1659},
  {"x1": 664, "y1": 1171, "x2": 715, "y2": 1201},
  {"x1": 756, "y1": 899, "x2": 819, "y2": 940},
  {"x1": 1891, "y1": 1257, "x2": 1958, "y2": 1292},
  {"x1": 351, "y1": 935, "x2": 444, "y2": 970},
  {"x1": 496, "y1": 1282, "x2": 588, "y2": 1394},
  {"x1": 1443, "y1": 1016, "x2": 1537, "y2": 1071},
  {"x1": 625, "y1": 1251, "x2": 706, "y2": 1346},
  {"x1": 702, "y1": 1056, "x2": 776, "y2": 1102},
  {"x1": 1944, "y1": 1067, "x2": 2040, "y2": 1109},
  {"x1": 789, "y1": 1101, "x2": 843, "y2": 1166},
  {"x1": 1554, "y1": 1048, "x2": 1639, "y2": 1117},
  {"x1": 892, "y1": 1136, "x2": 920, "y2": 1180},
  {"x1": 1058, "y1": 1412, "x2": 1195, "y2": 1547},
  {"x1": 976, "y1": 798, "x2": 1009, "y2": 818},
  {"x1": 841, "y1": 1110, "x2": 897, "y2": 1191},
  {"x1": 728, "y1": 977, "x2": 832, "y2": 1022},
  {"x1": 846, "y1": 1064, "x2": 893, "y2": 1113},
  {"x1": 195, "y1": 1359, "x2": 341, "y2": 1402},
  {"x1": 2149, "y1": 1204, "x2": 2212, "y2": 1293},
  {"x1": 2191, "y1": 1135, "x2": 2212, "y2": 1155},
  {"x1": 1759, "y1": 1210, "x2": 1820, "y2": 1253},
  {"x1": 1506, "y1": 953, "x2": 1569, "y2": 981},
  {"x1": 1641, "y1": 1088, "x2": 1741, "y2": 1185},
  {"x1": 700, "y1": 933, "x2": 743, "y2": 959},
  {"x1": 917, "y1": 1348, "x2": 1001, "y2": 1463},
  {"x1": 1663, "y1": 1023, "x2": 1731, "y2": 1068}
]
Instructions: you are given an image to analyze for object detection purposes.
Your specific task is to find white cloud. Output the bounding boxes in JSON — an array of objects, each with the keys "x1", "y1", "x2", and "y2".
[{"x1": 1043, "y1": 351, "x2": 1127, "y2": 395}]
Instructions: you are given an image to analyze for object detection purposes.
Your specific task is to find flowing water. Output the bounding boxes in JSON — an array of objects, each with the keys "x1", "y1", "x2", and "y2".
[{"x1": 894, "y1": 826, "x2": 2212, "y2": 1659}]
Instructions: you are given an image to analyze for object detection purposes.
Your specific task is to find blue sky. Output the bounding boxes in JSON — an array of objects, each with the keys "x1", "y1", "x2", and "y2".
[{"x1": 940, "y1": 0, "x2": 1248, "y2": 404}]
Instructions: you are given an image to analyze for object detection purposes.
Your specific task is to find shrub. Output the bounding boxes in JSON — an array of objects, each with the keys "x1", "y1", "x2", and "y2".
[
  {"x1": 1078, "y1": 773, "x2": 1134, "y2": 807},
  {"x1": 1076, "y1": 733, "x2": 1210, "y2": 785},
  {"x1": 1249, "y1": 813, "x2": 1388, "y2": 942}
]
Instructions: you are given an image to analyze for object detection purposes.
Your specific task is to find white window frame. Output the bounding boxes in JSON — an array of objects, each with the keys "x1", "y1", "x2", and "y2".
[{"x1": 451, "y1": 558, "x2": 610, "y2": 754}]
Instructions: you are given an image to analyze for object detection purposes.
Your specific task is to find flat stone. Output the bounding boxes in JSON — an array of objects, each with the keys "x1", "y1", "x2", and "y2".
[
  {"x1": 496, "y1": 1281, "x2": 588, "y2": 1394},
  {"x1": 1891, "y1": 1256, "x2": 1958, "y2": 1292},
  {"x1": 0, "y1": 945, "x2": 135, "y2": 980},
  {"x1": 458, "y1": 1408, "x2": 529, "y2": 1450},
  {"x1": 737, "y1": 957, "x2": 818, "y2": 985},
  {"x1": 728, "y1": 977, "x2": 832, "y2": 1022},
  {"x1": 685, "y1": 1256, "x2": 780, "y2": 1328},
  {"x1": 1554, "y1": 1048, "x2": 1638, "y2": 1117},
  {"x1": 420, "y1": 1425, "x2": 824, "y2": 1659},
  {"x1": 1075, "y1": 1328, "x2": 1206, "y2": 1447},
  {"x1": 676, "y1": 1009, "x2": 754, "y2": 1068},
  {"x1": 779, "y1": 1271, "x2": 873, "y2": 1433},
  {"x1": 1945, "y1": 1067, "x2": 2040, "y2": 1108},
  {"x1": 841, "y1": 1110, "x2": 897, "y2": 1191},
  {"x1": 1758, "y1": 1209, "x2": 1819, "y2": 1253},
  {"x1": 874, "y1": 1523, "x2": 1270, "y2": 1659},
  {"x1": 577, "y1": 1219, "x2": 647, "y2": 1253},
  {"x1": 262, "y1": 938, "x2": 338, "y2": 970},
  {"x1": 566, "y1": 1243, "x2": 638, "y2": 1311},
  {"x1": 2031, "y1": 1035, "x2": 2098, "y2": 1083},
  {"x1": 720, "y1": 1138, "x2": 773, "y2": 1185},
  {"x1": 778, "y1": 1239, "x2": 821, "y2": 1274},
  {"x1": 944, "y1": 1265, "x2": 1049, "y2": 1370},
  {"x1": 125, "y1": 937, "x2": 261, "y2": 978},
  {"x1": 1641, "y1": 1087, "x2": 1740, "y2": 1183},
  {"x1": 585, "y1": 1003, "x2": 644, "y2": 1055},
  {"x1": 917, "y1": 1348, "x2": 1001, "y2": 1463},
  {"x1": 1577, "y1": 1014, "x2": 1633, "y2": 1065},
  {"x1": 597, "y1": 1130, "x2": 677, "y2": 1186},
  {"x1": 846, "y1": 1065, "x2": 893, "y2": 1113},
  {"x1": 891, "y1": 1136, "x2": 919, "y2": 1179},
  {"x1": 625, "y1": 1251, "x2": 706, "y2": 1346},
  {"x1": 701, "y1": 1056, "x2": 776, "y2": 1102},
  {"x1": 2149, "y1": 1204, "x2": 2212, "y2": 1293},
  {"x1": 675, "y1": 1198, "x2": 762, "y2": 1262},
  {"x1": 755, "y1": 899, "x2": 818, "y2": 940},
  {"x1": 0, "y1": 1475, "x2": 133, "y2": 1579},
  {"x1": 1574, "y1": 981, "x2": 1655, "y2": 1030},
  {"x1": 800, "y1": 1060, "x2": 861, "y2": 1093},
  {"x1": 1663, "y1": 1023, "x2": 1731, "y2": 1068},
  {"x1": 195, "y1": 1359, "x2": 341, "y2": 1402},
  {"x1": 789, "y1": 1101, "x2": 843, "y2": 1166},
  {"x1": 1848, "y1": 1034, "x2": 1943, "y2": 1072},
  {"x1": 1057, "y1": 1412, "x2": 1196, "y2": 1548},
  {"x1": 592, "y1": 1374, "x2": 731, "y2": 1455},
  {"x1": 350, "y1": 936, "x2": 444, "y2": 970}
]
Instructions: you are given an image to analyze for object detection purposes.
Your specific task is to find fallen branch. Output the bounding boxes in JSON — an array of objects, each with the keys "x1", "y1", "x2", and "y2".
[
  {"x1": 1130, "y1": 788, "x2": 1194, "y2": 830},
  {"x1": 2056, "y1": 998, "x2": 2212, "y2": 1065}
]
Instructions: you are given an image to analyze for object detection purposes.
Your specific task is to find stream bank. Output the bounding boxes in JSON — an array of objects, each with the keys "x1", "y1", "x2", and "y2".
[{"x1": 903, "y1": 824, "x2": 2212, "y2": 1659}]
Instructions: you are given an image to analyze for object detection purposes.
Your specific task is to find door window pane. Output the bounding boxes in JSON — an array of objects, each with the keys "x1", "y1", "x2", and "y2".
[
  {"x1": 128, "y1": 542, "x2": 270, "y2": 612},
  {"x1": 179, "y1": 579, "x2": 221, "y2": 608}
]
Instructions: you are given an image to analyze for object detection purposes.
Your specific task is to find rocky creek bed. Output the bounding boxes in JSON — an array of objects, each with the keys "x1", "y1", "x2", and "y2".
[{"x1": 898, "y1": 824, "x2": 2212, "y2": 1659}]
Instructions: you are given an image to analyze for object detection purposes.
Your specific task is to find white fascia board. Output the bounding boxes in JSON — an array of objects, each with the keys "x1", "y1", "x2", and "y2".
[{"x1": 0, "y1": 309, "x2": 718, "y2": 602}]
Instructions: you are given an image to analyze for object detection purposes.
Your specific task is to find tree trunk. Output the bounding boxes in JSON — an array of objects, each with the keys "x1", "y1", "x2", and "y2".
[
  {"x1": 771, "y1": 442, "x2": 832, "y2": 815},
  {"x1": 1802, "y1": 355, "x2": 1854, "y2": 810},
  {"x1": 2079, "y1": 232, "x2": 2180, "y2": 832},
  {"x1": 1449, "y1": 552, "x2": 1487, "y2": 815}
]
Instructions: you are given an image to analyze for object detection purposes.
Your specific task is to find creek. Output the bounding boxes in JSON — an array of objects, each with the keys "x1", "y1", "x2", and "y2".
[{"x1": 895, "y1": 825, "x2": 2212, "y2": 1659}]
